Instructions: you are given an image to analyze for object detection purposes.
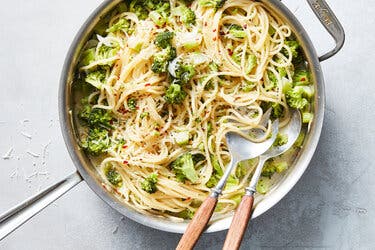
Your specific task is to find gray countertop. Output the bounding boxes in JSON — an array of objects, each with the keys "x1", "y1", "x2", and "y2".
[{"x1": 0, "y1": 0, "x2": 374, "y2": 249}]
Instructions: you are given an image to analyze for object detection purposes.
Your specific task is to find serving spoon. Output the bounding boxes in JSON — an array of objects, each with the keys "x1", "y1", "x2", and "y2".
[
  {"x1": 177, "y1": 112, "x2": 279, "y2": 250},
  {"x1": 222, "y1": 109, "x2": 302, "y2": 250}
]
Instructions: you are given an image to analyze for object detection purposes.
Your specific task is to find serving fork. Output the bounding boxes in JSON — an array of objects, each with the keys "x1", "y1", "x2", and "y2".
[{"x1": 177, "y1": 111, "x2": 278, "y2": 250}]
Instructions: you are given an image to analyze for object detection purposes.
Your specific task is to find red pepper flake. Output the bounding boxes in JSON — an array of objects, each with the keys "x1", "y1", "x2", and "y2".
[
  {"x1": 213, "y1": 29, "x2": 216, "y2": 32},
  {"x1": 243, "y1": 24, "x2": 247, "y2": 29},
  {"x1": 301, "y1": 77, "x2": 306, "y2": 82},
  {"x1": 145, "y1": 83, "x2": 151, "y2": 87},
  {"x1": 155, "y1": 25, "x2": 160, "y2": 29},
  {"x1": 219, "y1": 31, "x2": 225, "y2": 36},
  {"x1": 213, "y1": 37, "x2": 217, "y2": 41},
  {"x1": 204, "y1": 22, "x2": 208, "y2": 26},
  {"x1": 109, "y1": 120, "x2": 114, "y2": 125},
  {"x1": 228, "y1": 49, "x2": 233, "y2": 56},
  {"x1": 123, "y1": 160, "x2": 128, "y2": 164},
  {"x1": 122, "y1": 145, "x2": 128, "y2": 149}
]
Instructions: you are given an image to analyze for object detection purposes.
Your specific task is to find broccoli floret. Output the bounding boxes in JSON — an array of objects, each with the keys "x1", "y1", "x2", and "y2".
[
  {"x1": 82, "y1": 128, "x2": 111, "y2": 155},
  {"x1": 79, "y1": 48, "x2": 96, "y2": 67},
  {"x1": 261, "y1": 160, "x2": 288, "y2": 178},
  {"x1": 176, "y1": 209, "x2": 195, "y2": 219},
  {"x1": 285, "y1": 40, "x2": 300, "y2": 59},
  {"x1": 175, "y1": 62, "x2": 195, "y2": 85},
  {"x1": 127, "y1": 98, "x2": 137, "y2": 111},
  {"x1": 245, "y1": 54, "x2": 257, "y2": 74},
  {"x1": 97, "y1": 44, "x2": 120, "y2": 61},
  {"x1": 154, "y1": 31, "x2": 174, "y2": 49},
  {"x1": 273, "y1": 133, "x2": 288, "y2": 147},
  {"x1": 266, "y1": 71, "x2": 278, "y2": 91},
  {"x1": 228, "y1": 24, "x2": 246, "y2": 38},
  {"x1": 294, "y1": 132, "x2": 305, "y2": 148},
  {"x1": 236, "y1": 159, "x2": 257, "y2": 178},
  {"x1": 170, "y1": 153, "x2": 199, "y2": 183},
  {"x1": 105, "y1": 165, "x2": 123, "y2": 187},
  {"x1": 199, "y1": 0, "x2": 227, "y2": 10},
  {"x1": 85, "y1": 70, "x2": 107, "y2": 89},
  {"x1": 240, "y1": 81, "x2": 255, "y2": 92},
  {"x1": 164, "y1": 83, "x2": 187, "y2": 104},
  {"x1": 209, "y1": 62, "x2": 219, "y2": 72},
  {"x1": 79, "y1": 101, "x2": 113, "y2": 130},
  {"x1": 131, "y1": 0, "x2": 171, "y2": 21},
  {"x1": 173, "y1": 5, "x2": 196, "y2": 26},
  {"x1": 106, "y1": 18, "x2": 133, "y2": 34},
  {"x1": 140, "y1": 112, "x2": 149, "y2": 119},
  {"x1": 293, "y1": 70, "x2": 310, "y2": 86},
  {"x1": 256, "y1": 177, "x2": 272, "y2": 194},
  {"x1": 302, "y1": 112, "x2": 314, "y2": 124},
  {"x1": 141, "y1": 173, "x2": 158, "y2": 193},
  {"x1": 286, "y1": 86, "x2": 314, "y2": 109},
  {"x1": 152, "y1": 46, "x2": 176, "y2": 73},
  {"x1": 261, "y1": 101, "x2": 284, "y2": 119},
  {"x1": 205, "y1": 155, "x2": 223, "y2": 188}
]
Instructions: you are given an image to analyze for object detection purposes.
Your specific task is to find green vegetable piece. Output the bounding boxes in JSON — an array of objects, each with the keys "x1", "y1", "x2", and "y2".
[
  {"x1": 261, "y1": 160, "x2": 288, "y2": 178},
  {"x1": 225, "y1": 175, "x2": 239, "y2": 190},
  {"x1": 149, "y1": 11, "x2": 166, "y2": 26},
  {"x1": 176, "y1": 209, "x2": 195, "y2": 219},
  {"x1": 175, "y1": 62, "x2": 196, "y2": 85},
  {"x1": 275, "y1": 161, "x2": 288, "y2": 173},
  {"x1": 286, "y1": 86, "x2": 314, "y2": 110},
  {"x1": 85, "y1": 70, "x2": 106, "y2": 89},
  {"x1": 152, "y1": 46, "x2": 176, "y2": 73},
  {"x1": 245, "y1": 54, "x2": 257, "y2": 74},
  {"x1": 205, "y1": 155, "x2": 223, "y2": 188},
  {"x1": 228, "y1": 24, "x2": 246, "y2": 39},
  {"x1": 256, "y1": 177, "x2": 271, "y2": 194},
  {"x1": 105, "y1": 166, "x2": 123, "y2": 187},
  {"x1": 78, "y1": 100, "x2": 113, "y2": 130},
  {"x1": 170, "y1": 153, "x2": 199, "y2": 183},
  {"x1": 198, "y1": 0, "x2": 227, "y2": 10},
  {"x1": 241, "y1": 81, "x2": 256, "y2": 92},
  {"x1": 154, "y1": 31, "x2": 174, "y2": 49},
  {"x1": 293, "y1": 70, "x2": 310, "y2": 86},
  {"x1": 236, "y1": 159, "x2": 256, "y2": 178},
  {"x1": 285, "y1": 40, "x2": 300, "y2": 59},
  {"x1": 141, "y1": 173, "x2": 158, "y2": 193},
  {"x1": 164, "y1": 83, "x2": 187, "y2": 104},
  {"x1": 294, "y1": 132, "x2": 305, "y2": 148},
  {"x1": 273, "y1": 133, "x2": 288, "y2": 147},
  {"x1": 140, "y1": 112, "x2": 149, "y2": 119},
  {"x1": 106, "y1": 18, "x2": 132, "y2": 34},
  {"x1": 302, "y1": 112, "x2": 314, "y2": 124},
  {"x1": 173, "y1": 5, "x2": 196, "y2": 25},
  {"x1": 79, "y1": 48, "x2": 96, "y2": 67},
  {"x1": 82, "y1": 128, "x2": 111, "y2": 155},
  {"x1": 127, "y1": 98, "x2": 137, "y2": 111}
]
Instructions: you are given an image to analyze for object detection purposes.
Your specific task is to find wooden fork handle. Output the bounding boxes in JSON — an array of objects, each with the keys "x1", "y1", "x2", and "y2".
[
  {"x1": 223, "y1": 194, "x2": 254, "y2": 250},
  {"x1": 176, "y1": 196, "x2": 218, "y2": 250}
]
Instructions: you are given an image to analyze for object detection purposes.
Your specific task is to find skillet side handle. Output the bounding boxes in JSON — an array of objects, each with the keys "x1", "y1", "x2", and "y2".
[
  {"x1": 306, "y1": 0, "x2": 345, "y2": 61},
  {"x1": 0, "y1": 171, "x2": 82, "y2": 241}
]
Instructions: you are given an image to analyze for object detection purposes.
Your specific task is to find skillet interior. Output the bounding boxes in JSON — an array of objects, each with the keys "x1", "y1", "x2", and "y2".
[{"x1": 59, "y1": 0, "x2": 325, "y2": 233}]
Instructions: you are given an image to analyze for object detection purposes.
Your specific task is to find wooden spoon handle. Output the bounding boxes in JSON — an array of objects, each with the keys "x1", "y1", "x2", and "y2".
[
  {"x1": 176, "y1": 196, "x2": 218, "y2": 250},
  {"x1": 222, "y1": 194, "x2": 254, "y2": 250}
]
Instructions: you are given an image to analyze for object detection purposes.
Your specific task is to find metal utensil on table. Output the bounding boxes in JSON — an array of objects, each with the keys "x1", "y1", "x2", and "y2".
[
  {"x1": 177, "y1": 115, "x2": 279, "y2": 250},
  {"x1": 222, "y1": 110, "x2": 302, "y2": 250}
]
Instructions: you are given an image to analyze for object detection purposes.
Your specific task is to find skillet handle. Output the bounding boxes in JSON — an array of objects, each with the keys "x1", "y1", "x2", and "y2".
[
  {"x1": 306, "y1": 0, "x2": 345, "y2": 61},
  {"x1": 0, "y1": 171, "x2": 82, "y2": 240}
]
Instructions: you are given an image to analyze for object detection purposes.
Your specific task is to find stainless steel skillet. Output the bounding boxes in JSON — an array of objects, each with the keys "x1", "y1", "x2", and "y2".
[{"x1": 0, "y1": 0, "x2": 344, "y2": 240}]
